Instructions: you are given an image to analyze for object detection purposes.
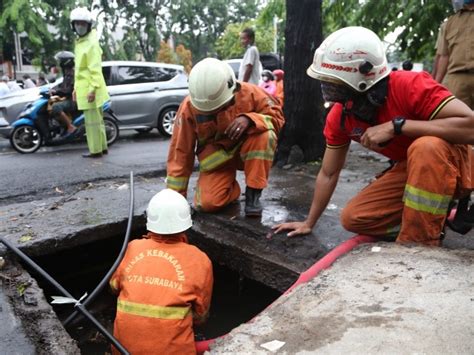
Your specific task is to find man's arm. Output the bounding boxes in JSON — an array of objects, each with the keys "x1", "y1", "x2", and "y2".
[
  {"x1": 242, "y1": 64, "x2": 253, "y2": 83},
  {"x1": 434, "y1": 54, "x2": 449, "y2": 83},
  {"x1": 361, "y1": 98, "x2": 474, "y2": 149},
  {"x1": 166, "y1": 101, "x2": 197, "y2": 196},
  {"x1": 192, "y1": 257, "x2": 213, "y2": 325},
  {"x1": 273, "y1": 145, "x2": 349, "y2": 237}
]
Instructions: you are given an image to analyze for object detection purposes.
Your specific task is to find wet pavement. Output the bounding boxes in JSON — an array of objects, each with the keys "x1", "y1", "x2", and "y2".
[
  {"x1": 210, "y1": 243, "x2": 474, "y2": 354},
  {"x1": 0, "y1": 143, "x2": 473, "y2": 352}
]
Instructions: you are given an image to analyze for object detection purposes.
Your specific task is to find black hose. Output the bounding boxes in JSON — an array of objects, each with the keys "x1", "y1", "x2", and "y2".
[
  {"x1": 63, "y1": 171, "x2": 134, "y2": 326},
  {"x1": 0, "y1": 236, "x2": 130, "y2": 355}
]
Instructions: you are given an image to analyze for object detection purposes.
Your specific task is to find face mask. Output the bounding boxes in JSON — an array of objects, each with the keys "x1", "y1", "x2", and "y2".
[
  {"x1": 320, "y1": 81, "x2": 351, "y2": 103},
  {"x1": 262, "y1": 76, "x2": 269, "y2": 82},
  {"x1": 74, "y1": 23, "x2": 89, "y2": 36}
]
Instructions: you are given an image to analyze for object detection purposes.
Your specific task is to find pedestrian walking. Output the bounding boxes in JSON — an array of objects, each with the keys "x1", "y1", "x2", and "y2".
[
  {"x1": 167, "y1": 58, "x2": 284, "y2": 216},
  {"x1": 70, "y1": 7, "x2": 110, "y2": 158},
  {"x1": 238, "y1": 28, "x2": 262, "y2": 85},
  {"x1": 110, "y1": 189, "x2": 213, "y2": 354},
  {"x1": 273, "y1": 26, "x2": 474, "y2": 247}
]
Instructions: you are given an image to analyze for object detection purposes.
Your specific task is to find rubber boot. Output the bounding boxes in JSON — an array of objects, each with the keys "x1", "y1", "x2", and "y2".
[{"x1": 245, "y1": 187, "x2": 263, "y2": 217}]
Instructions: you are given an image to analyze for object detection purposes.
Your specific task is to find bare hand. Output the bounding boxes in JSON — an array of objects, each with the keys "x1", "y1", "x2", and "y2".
[
  {"x1": 360, "y1": 121, "x2": 394, "y2": 151},
  {"x1": 225, "y1": 115, "x2": 251, "y2": 140},
  {"x1": 87, "y1": 91, "x2": 96, "y2": 103},
  {"x1": 272, "y1": 221, "x2": 312, "y2": 238}
]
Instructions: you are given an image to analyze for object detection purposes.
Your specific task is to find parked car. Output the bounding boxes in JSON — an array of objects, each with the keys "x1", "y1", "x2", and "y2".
[
  {"x1": 103, "y1": 61, "x2": 188, "y2": 136},
  {"x1": 0, "y1": 61, "x2": 188, "y2": 139},
  {"x1": 224, "y1": 53, "x2": 283, "y2": 80}
]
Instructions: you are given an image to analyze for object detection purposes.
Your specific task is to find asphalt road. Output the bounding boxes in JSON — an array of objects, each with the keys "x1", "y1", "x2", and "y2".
[{"x1": 0, "y1": 130, "x2": 171, "y2": 202}]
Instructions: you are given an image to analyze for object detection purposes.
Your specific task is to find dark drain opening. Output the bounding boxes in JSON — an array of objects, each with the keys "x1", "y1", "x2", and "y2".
[{"x1": 28, "y1": 233, "x2": 281, "y2": 353}]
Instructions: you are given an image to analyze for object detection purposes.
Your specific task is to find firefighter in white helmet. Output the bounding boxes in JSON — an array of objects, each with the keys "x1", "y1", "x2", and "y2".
[
  {"x1": 70, "y1": 7, "x2": 110, "y2": 158},
  {"x1": 110, "y1": 189, "x2": 213, "y2": 354},
  {"x1": 274, "y1": 26, "x2": 474, "y2": 247},
  {"x1": 166, "y1": 57, "x2": 285, "y2": 217}
]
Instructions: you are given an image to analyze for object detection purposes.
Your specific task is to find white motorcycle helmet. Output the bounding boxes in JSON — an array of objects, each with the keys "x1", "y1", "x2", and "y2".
[
  {"x1": 188, "y1": 58, "x2": 237, "y2": 113},
  {"x1": 70, "y1": 7, "x2": 94, "y2": 36},
  {"x1": 146, "y1": 189, "x2": 192, "y2": 234},
  {"x1": 307, "y1": 26, "x2": 389, "y2": 92}
]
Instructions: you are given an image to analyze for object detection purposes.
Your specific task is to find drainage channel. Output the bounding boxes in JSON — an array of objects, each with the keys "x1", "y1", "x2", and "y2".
[{"x1": 26, "y1": 229, "x2": 281, "y2": 353}]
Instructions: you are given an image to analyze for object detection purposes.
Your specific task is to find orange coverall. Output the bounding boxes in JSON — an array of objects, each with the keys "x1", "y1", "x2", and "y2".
[
  {"x1": 275, "y1": 79, "x2": 284, "y2": 107},
  {"x1": 167, "y1": 82, "x2": 285, "y2": 212},
  {"x1": 340, "y1": 137, "x2": 472, "y2": 246},
  {"x1": 110, "y1": 232, "x2": 213, "y2": 354}
]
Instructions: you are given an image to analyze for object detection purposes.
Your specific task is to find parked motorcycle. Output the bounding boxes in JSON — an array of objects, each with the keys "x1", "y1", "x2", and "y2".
[{"x1": 9, "y1": 87, "x2": 120, "y2": 154}]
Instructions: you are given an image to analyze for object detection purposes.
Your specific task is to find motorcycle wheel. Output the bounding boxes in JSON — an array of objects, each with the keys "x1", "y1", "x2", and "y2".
[{"x1": 10, "y1": 125, "x2": 43, "y2": 154}]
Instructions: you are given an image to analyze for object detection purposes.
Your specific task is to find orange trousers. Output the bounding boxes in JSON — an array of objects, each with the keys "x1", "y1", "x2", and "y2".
[
  {"x1": 195, "y1": 130, "x2": 276, "y2": 212},
  {"x1": 341, "y1": 137, "x2": 472, "y2": 246}
]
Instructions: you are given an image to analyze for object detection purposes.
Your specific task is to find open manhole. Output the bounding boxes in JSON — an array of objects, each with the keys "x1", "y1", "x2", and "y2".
[{"x1": 27, "y1": 231, "x2": 282, "y2": 353}]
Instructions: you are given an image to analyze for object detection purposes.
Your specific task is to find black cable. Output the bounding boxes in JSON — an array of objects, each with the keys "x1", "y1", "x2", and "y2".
[
  {"x1": 0, "y1": 236, "x2": 129, "y2": 355},
  {"x1": 63, "y1": 171, "x2": 134, "y2": 326}
]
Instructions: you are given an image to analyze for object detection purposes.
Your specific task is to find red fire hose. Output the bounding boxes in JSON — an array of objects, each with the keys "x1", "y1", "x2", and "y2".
[{"x1": 195, "y1": 234, "x2": 376, "y2": 353}]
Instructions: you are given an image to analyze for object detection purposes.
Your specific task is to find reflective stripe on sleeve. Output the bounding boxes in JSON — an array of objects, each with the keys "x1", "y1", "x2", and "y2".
[
  {"x1": 117, "y1": 299, "x2": 191, "y2": 319},
  {"x1": 166, "y1": 176, "x2": 189, "y2": 191}
]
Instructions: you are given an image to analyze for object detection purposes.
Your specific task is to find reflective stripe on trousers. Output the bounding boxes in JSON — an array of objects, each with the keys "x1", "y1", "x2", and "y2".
[
  {"x1": 341, "y1": 137, "x2": 471, "y2": 246},
  {"x1": 195, "y1": 130, "x2": 277, "y2": 212}
]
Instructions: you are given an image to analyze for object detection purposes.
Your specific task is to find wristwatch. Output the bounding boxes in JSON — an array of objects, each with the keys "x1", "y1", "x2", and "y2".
[{"x1": 392, "y1": 117, "x2": 406, "y2": 135}]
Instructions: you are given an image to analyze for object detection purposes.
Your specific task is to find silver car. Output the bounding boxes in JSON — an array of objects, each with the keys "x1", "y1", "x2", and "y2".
[{"x1": 0, "y1": 61, "x2": 188, "y2": 138}]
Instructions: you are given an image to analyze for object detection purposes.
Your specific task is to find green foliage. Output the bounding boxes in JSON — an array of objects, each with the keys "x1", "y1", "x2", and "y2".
[
  {"x1": 215, "y1": 21, "x2": 275, "y2": 59},
  {"x1": 163, "y1": 0, "x2": 261, "y2": 60},
  {"x1": 0, "y1": 0, "x2": 53, "y2": 47},
  {"x1": 216, "y1": 0, "x2": 286, "y2": 59},
  {"x1": 323, "y1": 0, "x2": 453, "y2": 63}
]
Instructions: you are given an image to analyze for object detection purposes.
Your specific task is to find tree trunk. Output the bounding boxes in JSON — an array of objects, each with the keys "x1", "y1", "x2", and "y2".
[{"x1": 275, "y1": 0, "x2": 325, "y2": 166}]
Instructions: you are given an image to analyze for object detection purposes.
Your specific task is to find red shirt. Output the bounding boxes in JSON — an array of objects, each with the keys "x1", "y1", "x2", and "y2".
[{"x1": 323, "y1": 71, "x2": 455, "y2": 161}]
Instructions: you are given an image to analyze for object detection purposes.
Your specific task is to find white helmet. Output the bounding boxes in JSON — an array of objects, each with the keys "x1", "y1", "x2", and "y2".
[
  {"x1": 307, "y1": 26, "x2": 389, "y2": 92},
  {"x1": 70, "y1": 7, "x2": 93, "y2": 24},
  {"x1": 188, "y1": 58, "x2": 237, "y2": 112},
  {"x1": 146, "y1": 189, "x2": 192, "y2": 234}
]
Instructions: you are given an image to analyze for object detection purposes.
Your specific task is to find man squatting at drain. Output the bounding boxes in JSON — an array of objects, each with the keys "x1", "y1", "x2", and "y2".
[{"x1": 274, "y1": 26, "x2": 474, "y2": 247}]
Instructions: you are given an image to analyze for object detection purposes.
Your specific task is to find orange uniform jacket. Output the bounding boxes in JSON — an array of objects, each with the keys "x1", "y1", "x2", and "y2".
[
  {"x1": 275, "y1": 80, "x2": 284, "y2": 107},
  {"x1": 166, "y1": 82, "x2": 285, "y2": 197},
  {"x1": 110, "y1": 233, "x2": 213, "y2": 355}
]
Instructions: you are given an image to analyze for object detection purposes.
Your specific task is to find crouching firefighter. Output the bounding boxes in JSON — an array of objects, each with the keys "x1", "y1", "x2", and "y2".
[
  {"x1": 273, "y1": 26, "x2": 474, "y2": 246},
  {"x1": 110, "y1": 189, "x2": 213, "y2": 354},
  {"x1": 166, "y1": 57, "x2": 285, "y2": 216}
]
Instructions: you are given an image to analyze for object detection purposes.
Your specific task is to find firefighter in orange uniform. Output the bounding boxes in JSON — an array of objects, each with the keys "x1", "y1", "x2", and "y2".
[
  {"x1": 166, "y1": 57, "x2": 285, "y2": 217},
  {"x1": 273, "y1": 69, "x2": 285, "y2": 107},
  {"x1": 110, "y1": 189, "x2": 213, "y2": 354},
  {"x1": 273, "y1": 26, "x2": 474, "y2": 246}
]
